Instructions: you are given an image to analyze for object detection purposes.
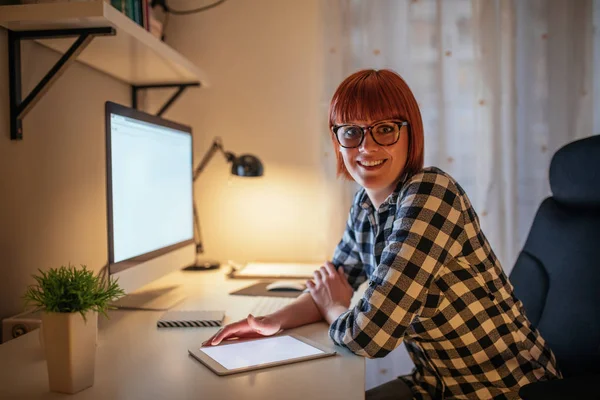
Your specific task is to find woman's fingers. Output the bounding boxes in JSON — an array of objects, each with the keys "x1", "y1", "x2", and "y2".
[
  {"x1": 209, "y1": 326, "x2": 233, "y2": 346},
  {"x1": 337, "y1": 266, "x2": 352, "y2": 289},
  {"x1": 202, "y1": 329, "x2": 224, "y2": 346},
  {"x1": 204, "y1": 328, "x2": 251, "y2": 347},
  {"x1": 201, "y1": 334, "x2": 217, "y2": 347},
  {"x1": 202, "y1": 325, "x2": 232, "y2": 346},
  {"x1": 324, "y1": 262, "x2": 338, "y2": 277},
  {"x1": 205, "y1": 315, "x2": 283, "y2": 347},
  {"x1": 320, "y1": 265, "x2": 333, "y2": 279},
  {"x1": 313, "y1": 270, "x2": 323, "y2": 286},
  {"x1": 208, "y1": 320, "x2": 247, "y2": 345}
]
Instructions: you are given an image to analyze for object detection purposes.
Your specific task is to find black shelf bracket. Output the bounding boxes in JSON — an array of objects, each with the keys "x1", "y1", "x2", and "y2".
[
  {"x1": 8, "y1": 27, "x2": 116, "y2": 140},
  {"x1": 131, "y1": 82, "x2": 200, "y2": 117}
]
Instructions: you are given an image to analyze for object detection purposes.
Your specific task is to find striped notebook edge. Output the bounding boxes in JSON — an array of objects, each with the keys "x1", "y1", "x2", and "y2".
[
  {"x1": 156, "y1": 310, "x2": 225, "y2": 329},
  {"x1": 157, "y1": 320, "x2": 223, "y2": 328}
]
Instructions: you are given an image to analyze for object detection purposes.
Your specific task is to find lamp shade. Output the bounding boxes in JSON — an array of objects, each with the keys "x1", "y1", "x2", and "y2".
[{"x1": 231, "y1": 154, "x2": 264, "y2": 177}]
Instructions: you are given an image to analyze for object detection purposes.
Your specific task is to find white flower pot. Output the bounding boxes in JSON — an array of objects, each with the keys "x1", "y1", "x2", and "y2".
[{"x1": 41, "y1": 311, "x2": 98, "y2": 394}]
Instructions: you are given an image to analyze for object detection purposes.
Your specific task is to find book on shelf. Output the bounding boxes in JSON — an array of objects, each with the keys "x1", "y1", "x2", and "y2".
[
  {"x1": 109, "y1": 0, "x2": 149, "y2": 31},
  {"x1": 141, "y1": 0, "x2": 149, "y2": 31},
  {"x1": 8, "y1": 0, "x2": 159, "y2": 37}
]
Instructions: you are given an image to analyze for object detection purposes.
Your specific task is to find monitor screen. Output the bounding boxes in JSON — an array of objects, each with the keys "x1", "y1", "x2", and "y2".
[{"x1": 106, "y1": 102, "x2": 194, "y2": 265}]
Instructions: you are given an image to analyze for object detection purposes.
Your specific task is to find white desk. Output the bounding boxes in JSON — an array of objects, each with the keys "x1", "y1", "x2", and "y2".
[{"x1": 0, "y1": 269, "x2": 365, "y2": 399}]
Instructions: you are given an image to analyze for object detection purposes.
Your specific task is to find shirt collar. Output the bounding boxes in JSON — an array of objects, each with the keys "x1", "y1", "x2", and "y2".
[{"x1": 358, "y1": 173, "x2": 410, "y2": 211}]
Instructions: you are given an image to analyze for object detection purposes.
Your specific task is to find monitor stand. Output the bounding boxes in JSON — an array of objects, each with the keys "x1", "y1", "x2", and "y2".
[{"x1": 110, "y1": 285, "x2": 187, "y2": 311}]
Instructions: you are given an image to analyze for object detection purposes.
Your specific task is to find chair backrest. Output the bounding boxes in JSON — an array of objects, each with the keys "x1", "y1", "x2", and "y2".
[{"x1": 510, "y1": 135, "x2": 600, "y2": 378}]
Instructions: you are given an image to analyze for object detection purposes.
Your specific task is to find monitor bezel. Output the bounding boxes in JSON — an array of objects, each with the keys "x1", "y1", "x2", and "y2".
[{"x1": 105, "y1": 101, "x2": 196, "y2": 275}]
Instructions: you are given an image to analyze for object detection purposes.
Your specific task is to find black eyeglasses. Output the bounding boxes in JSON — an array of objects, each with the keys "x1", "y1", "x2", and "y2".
[{"x1": 332, "y1": 120, "x2": 408, "y2": 148}]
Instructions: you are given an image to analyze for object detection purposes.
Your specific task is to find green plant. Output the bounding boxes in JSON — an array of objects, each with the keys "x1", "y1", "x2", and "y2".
[{"x1": 24, "y1": 264, "x2": 125, "y2": 320}]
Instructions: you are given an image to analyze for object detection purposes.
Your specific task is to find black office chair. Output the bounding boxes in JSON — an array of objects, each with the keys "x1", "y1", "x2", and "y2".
[{"x1": 509, "y1": 135, "x2": 600, "y2": 399}]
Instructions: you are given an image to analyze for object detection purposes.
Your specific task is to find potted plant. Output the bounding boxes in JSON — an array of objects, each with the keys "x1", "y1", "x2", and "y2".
[{"x1": 24, "y1": 264, "x2": 124, "y2": 394}]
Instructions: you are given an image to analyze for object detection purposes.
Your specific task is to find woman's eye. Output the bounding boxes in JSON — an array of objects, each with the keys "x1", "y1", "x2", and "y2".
[
  {"x1": 343, "y1": 127, "x2": 361, "y2": 138},
  {"x1": 376, "y1": 125, "x2": 395, "y2": 134}
]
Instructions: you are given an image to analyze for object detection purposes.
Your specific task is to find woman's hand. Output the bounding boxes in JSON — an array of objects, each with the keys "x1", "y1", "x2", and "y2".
[
  {"x1": 202, "y1": 314, "x2": 281, "y2": 346},
  {"x1": 306, "y1": 262, "x2": 354, "y2": 324}
]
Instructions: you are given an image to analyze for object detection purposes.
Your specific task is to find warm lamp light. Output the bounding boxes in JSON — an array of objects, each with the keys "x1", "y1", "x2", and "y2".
[{"x1": 184, "y1": 137, "x2": 264, "y2": 271}]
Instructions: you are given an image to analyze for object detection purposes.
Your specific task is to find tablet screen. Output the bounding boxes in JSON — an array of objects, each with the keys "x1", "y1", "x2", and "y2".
[{"x1": 198, "y1": 335, "x2": 325, "y2": 370}]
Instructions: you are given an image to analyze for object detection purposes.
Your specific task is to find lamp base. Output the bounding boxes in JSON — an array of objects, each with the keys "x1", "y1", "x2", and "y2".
[{"x1": 183, "y1": 259, "x2": 220, "y2": 271}]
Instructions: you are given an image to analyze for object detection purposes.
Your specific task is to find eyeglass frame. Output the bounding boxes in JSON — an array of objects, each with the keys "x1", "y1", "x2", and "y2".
[{"x1": 331, "y1": 120, "x2": 409, "y2": 149}]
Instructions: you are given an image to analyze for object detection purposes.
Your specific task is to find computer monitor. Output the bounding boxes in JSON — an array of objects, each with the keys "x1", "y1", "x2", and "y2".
[{"x1": 105, "y1": 101, "x2": 195, "y2": 303}]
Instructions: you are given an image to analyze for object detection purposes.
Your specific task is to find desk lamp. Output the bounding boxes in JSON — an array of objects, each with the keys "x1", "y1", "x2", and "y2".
[{"x1": 184, "y1": 137, "x2": 264, "y2": 271}]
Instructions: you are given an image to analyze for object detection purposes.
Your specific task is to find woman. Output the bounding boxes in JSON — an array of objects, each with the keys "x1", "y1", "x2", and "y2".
[{"x1": 204, "y1": 69, "x2": 561, "y2": 399}]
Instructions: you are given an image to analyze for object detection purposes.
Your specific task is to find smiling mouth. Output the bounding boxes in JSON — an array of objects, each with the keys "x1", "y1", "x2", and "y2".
[{"x1": 358, "y1": 159, "x2": 387, "y2": 168}]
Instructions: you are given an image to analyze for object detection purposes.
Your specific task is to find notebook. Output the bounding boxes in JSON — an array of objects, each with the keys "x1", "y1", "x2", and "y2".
[{"x1": 157, "y1": 310, "x2": 225, "y2": 328}]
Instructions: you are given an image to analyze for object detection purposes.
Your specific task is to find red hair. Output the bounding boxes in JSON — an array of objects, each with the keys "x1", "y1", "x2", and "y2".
[{"x1": 328, "y1": 69, "x2": 424, "y2": 180}]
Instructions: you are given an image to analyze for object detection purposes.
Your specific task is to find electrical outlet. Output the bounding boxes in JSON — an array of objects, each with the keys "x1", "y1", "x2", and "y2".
[{"x1": 2, "y1": 311, "x2": 42, "y2": 344}]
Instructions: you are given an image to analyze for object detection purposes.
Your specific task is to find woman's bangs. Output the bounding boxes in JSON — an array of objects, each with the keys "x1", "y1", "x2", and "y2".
[{"x1": 331, "y1": 79, "x2": 408, "y2": 125}]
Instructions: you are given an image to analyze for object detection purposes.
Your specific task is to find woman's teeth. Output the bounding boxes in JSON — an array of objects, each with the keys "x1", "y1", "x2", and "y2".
[{"x1": 360, "y1": 160, "x2": 385, "y2": 167}]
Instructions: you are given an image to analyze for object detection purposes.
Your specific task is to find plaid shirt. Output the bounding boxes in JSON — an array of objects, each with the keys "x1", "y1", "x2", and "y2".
[{"x1": 330, "y1": 167, "x2": 561, "y2": 400}]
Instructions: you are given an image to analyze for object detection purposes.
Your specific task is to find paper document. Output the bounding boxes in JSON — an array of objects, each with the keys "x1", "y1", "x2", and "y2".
[{"x1": 230, "y1": 262, "x2": 321, "y2": 279}]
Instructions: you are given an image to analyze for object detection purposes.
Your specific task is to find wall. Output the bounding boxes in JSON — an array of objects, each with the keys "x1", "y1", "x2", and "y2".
[
  {"x1": 150, "y1": 0, "x2": 336, "y2": 264},
  {"x1": 0, "y1": 30, "x2": 130, "y2": 329}
]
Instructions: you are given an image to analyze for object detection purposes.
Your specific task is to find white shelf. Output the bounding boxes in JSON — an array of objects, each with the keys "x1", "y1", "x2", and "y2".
[{"x1": 0, "y1": 1, "x2": 209, "y2": 86}]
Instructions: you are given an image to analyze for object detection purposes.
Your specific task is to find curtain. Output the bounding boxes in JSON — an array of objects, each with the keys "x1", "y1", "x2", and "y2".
[{"x1": 320, "y1": 0, "x2": 598, "y2": 390}]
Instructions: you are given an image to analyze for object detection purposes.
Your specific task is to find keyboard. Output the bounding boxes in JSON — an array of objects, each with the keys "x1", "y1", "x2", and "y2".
[{"x1": 250, "y1": 296, "x2": 296, "y2": 316}]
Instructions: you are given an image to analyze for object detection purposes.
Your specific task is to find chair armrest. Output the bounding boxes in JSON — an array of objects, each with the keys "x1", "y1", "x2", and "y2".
[{"x1": 519, "y1": 374, "x2": 600, "y2": 400}]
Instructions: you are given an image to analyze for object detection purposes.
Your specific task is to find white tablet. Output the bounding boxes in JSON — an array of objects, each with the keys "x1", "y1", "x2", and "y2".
[{"x1": 188, "y1": 334, "x2": 337, "y2": 376}]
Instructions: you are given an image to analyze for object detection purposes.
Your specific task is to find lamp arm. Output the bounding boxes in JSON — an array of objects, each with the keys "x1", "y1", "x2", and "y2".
[
  {"x1": 192, "y1": 137, "x2": 235, "y2": 256},
  {"x1": 193, "y1": 202, "x2": 203, "y2": 254},
  {"x1": 193, "y1": 137, "x2": 234, "y2": 181}
]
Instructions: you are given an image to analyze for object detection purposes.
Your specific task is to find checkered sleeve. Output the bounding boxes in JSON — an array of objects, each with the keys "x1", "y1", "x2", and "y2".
[
  {"x1": 329, "y1": 172, "x2": 467, "y2": 358},
  {"x1": 332, "y1": 203, "x2": 367, "y2": 291}
]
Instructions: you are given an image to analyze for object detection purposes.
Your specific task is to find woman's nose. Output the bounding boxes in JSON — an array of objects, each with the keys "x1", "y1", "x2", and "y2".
[{"x1": 358, "y1": 129, "x2": 377, "y2": 152}]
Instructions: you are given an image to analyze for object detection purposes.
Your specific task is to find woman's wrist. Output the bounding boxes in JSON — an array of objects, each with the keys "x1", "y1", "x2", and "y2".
[
  {"x1": 325, "y1": 304, "x2": 349, "y2": 325},
  {"x1": 268, "y1": 308, "x2": 286, "y2": 327},
  {"x1": 270, "y1": 293, "x2": 323, "y2": 330}
]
